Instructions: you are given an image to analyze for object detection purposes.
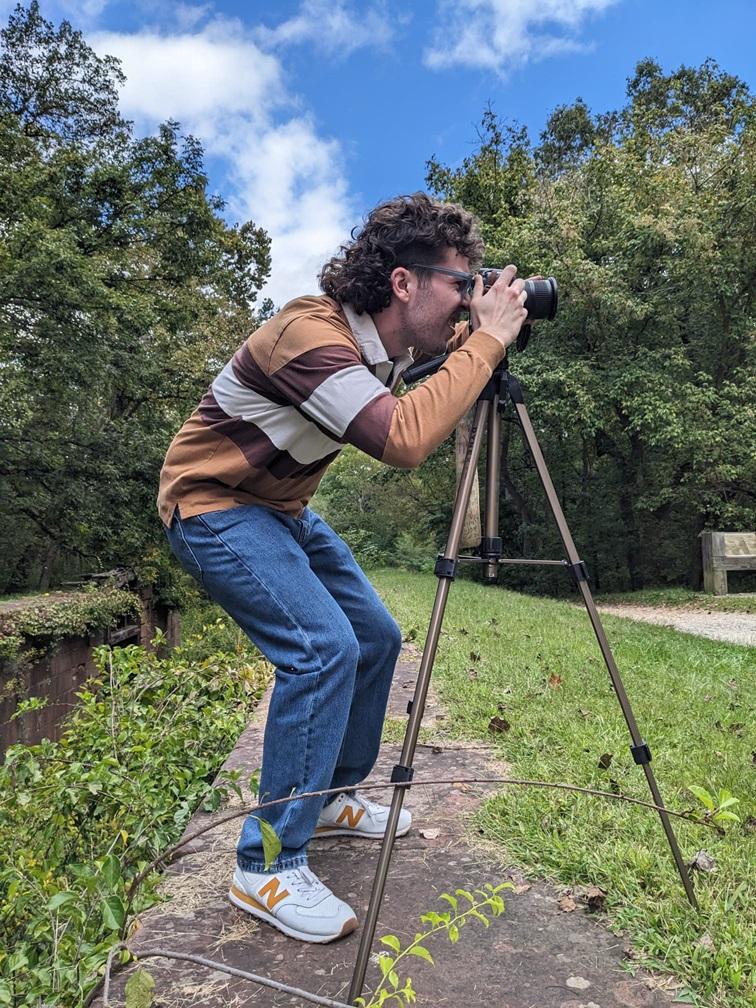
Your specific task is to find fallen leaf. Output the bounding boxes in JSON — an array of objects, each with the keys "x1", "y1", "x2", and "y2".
[
  {"x1": 548, "y1": 673, "x2": 562, "y2": 688},
  {"x1": 696, "y1": 933, "x2": 715, "y2": 951},
  {"x1": 646, "y1": 975, "x2": 684, "y2": 992},
  {"x1": 512, "y1": 883, "x2": 531, "y2": 894},
  {"x1": 565, "y1": 976, "x2": 591, "y2": 990},
  {"x1": 558, "y1": 896, "x2": 577, "y2": 912},
  {"x1": 488, "y1": 715, "x2": 510, "y2": 733},
  {"x1": 689, "y1": 850, "x2": 717, "y2": 873},
  {"x1": 583, "y1": 885, "x2": 606, "y2": 911},
  {"x1": 420, "y1": 828, "x2": 440, "y2": 839},
  {"x1": 597, "y1": 753, "x2": 613, "y2": 770}
]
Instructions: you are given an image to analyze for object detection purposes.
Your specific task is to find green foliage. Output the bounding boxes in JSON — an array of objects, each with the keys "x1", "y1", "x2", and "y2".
[
  {"x1": 356, "y1": 884, "x2": 509, "y2": 1008},
  {"x1": 0, "y1": 634, "x2": 270, "y2": 1006},
  {"x1": 124, "y1": 969, "x2": 155, "y2": 1008},
  {"x1": 0, "y1": 3, "x2": 271, "y2": 593},
  {"x1": 687, "y1": 786, "x2": 741, "y2": 828},
  {"x1": 312, "y1": 443, "x2": 456, "y2": 570},
  {"x1": 0, "y1": 585, "x2": 140, "y2": 663},
  {"x1": 371, "y1": 570, "x2": 756, "y2": 1008},
  {"x1": 426, "y1": 59, "x2": 755, "y2": 593}
]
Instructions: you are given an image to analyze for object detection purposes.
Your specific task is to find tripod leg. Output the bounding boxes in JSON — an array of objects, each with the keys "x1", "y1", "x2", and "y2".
[
  {"x1": 348, "y1": 399, "x2": 490, "y2": 1004},
  {"x1": 505, "y1": 374, "x2": 698, "y2": 910}
]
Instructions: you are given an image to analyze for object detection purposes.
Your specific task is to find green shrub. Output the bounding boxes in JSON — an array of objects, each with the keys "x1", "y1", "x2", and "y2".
[{"x1": 0, "y1": 634, "x2": 269, "y2": 1007}]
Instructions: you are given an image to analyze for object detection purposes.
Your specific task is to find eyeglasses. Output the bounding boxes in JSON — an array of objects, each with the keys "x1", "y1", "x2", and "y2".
[{"x1": 408, "y1": 263, "x2": 475, "y2": 298}]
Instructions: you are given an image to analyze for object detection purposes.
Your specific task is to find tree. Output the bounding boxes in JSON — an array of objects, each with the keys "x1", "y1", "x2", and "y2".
[
  {"x1": 0, "y1": 3, "x2": 271, "y2": 592},
  {"x1": 426, "y1": 62, "x2": 755, "y2": 591}
]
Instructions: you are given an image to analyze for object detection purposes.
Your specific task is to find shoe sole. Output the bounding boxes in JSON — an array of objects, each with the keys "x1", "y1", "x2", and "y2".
[
  {"x1": 314, "y1": 822, "x2": 411, "y2": 839},
  {"x1": 228, "y1": 884, "x2": 357, "y2": 943}
]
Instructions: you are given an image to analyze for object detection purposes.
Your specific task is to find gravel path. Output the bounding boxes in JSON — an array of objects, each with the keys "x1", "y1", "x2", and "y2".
[{"x1": 597, "y1": 604, "x2": 756, "y2": 647}]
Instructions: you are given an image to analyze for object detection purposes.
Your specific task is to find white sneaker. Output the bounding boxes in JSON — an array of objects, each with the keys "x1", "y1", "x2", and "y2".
[
  {"x1": 228, "y1": 866, "x2": 357, "y2": 943},
  {"x1": 315, "y1": 792, "x2": 411, "y2": 839}
]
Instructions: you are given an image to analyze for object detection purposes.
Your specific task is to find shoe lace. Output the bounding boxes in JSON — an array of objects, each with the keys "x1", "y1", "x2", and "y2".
[
  {"x1": 286, "y1": 867, "x2": 325, "y2": 899},
  {"x1": 350, "y1": 792, "x2": 384, "y2": 815}
]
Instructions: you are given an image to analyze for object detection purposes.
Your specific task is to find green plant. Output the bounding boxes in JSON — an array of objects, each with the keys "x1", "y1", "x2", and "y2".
[
  {"x1": 356, "y1": 884, "x2": 509, "y2": 1007},
  {"x1": 687, "y1": 786, "x2": 741, "y2": 829},
  {"x1": 0, "y1": 636, "x2": 270, "y2": 1007}
]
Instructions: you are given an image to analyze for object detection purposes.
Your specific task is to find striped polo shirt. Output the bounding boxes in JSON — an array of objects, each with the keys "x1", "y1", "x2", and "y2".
[{"x1": 157, "y1": 295, "x2": 503, "y2": 525}]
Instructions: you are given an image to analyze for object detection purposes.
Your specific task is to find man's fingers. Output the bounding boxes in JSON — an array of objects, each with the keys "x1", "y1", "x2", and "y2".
[
  {"x1": 469, "y1": 273, "x2": 484, "y2": 304},
  {"x1": 497, "y1": 264, "x2": 518, "y2": 286}
]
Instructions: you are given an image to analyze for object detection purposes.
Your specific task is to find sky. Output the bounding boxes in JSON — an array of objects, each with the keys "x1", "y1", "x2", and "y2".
[{"x1": 5, "y1": 0, "x2": 755, "y2": 307}]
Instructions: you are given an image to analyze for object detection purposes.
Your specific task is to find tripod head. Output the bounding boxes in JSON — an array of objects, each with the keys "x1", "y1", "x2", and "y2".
[{"x1": 401, "y1": 326, "x2": 532, "y2": 387}]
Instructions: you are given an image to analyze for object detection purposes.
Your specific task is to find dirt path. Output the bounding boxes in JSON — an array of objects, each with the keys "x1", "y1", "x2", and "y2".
[
  {"x1": 597, "y1": 604, "x2": 755, "y2": 647},
  {"x1": 96, "y1": 646, "x2": 680, "y2": 1008}
]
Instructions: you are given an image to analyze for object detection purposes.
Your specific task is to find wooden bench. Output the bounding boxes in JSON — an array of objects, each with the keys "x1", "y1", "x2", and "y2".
[{"x1": 699, "y1": 531, "x2": 756, "y2": 595}]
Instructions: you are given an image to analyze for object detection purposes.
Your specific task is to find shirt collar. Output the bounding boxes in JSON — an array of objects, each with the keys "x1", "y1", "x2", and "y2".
[
  {"x1": 342, "y1": 303, "x2": 388, "y2": 364},
  {"x1": 342, "y1": 302, "x2": 413, "y2": 391}
]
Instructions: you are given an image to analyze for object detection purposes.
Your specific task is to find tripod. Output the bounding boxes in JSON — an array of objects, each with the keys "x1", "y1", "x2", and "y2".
[{"x1": 348, "y1": 359, "x2": 698, "y2": 1004}]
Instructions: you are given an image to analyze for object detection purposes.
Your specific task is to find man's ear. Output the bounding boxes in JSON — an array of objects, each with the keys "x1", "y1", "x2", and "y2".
[{"x1": 390, "y1": 266, "x2": 412, "y2": 304}]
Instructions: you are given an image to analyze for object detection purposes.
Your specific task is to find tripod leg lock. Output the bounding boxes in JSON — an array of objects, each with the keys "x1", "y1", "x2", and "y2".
[
  {"x1": 567, "y1": 560, "x2": 590, "y2": 585},
  {"x1": 479, "y1": 536, "x2": 502, "y2": 560},
  {"x1": 434, "y1": 556, "x2": 458, "y2": 579},
  {"x1": 630, "y1": 741, "x2": 652, "y2": 765},
  {"x1": 390, "y1": 764, "x2": 415, "y2": 785}
]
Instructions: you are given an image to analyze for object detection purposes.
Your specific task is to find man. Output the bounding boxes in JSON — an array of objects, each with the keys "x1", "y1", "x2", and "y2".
[{"x1": 158, "y1": 193, "x2": 528, "y2": 943}]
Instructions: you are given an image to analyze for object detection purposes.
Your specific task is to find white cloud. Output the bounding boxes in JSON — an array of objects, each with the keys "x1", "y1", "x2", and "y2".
[
  {"x1": 229, "y1": 119, "x2": 352, "y2": 305},
  {"x1": 92, "y1": 22, "x2": 282, "y2": 128},
  {"x1": 90, "y1": 19, "x2": 356, "y2": 307},
  {"x1": 425, "y1": 0, "x2": 619, "y2": 74},
  {"x1": 58, "y1": 0, "x2": 110, "y2": 19},
  {"x1": 173, "y1": 3, "x2": 212, "y2": 32},
  {"x1": 256, "y1": 0, "x2": 394, "y2": 58}
]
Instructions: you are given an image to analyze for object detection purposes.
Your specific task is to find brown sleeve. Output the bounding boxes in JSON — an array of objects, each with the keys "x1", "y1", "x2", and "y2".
[{"x1": 381, "y1": 328, "x2": 504, "y2": 468}]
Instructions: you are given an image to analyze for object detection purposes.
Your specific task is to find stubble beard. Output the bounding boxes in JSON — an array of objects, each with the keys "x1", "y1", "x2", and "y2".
[{"x1": 404, "y1": 295, "x2": 457, "y2": 358}]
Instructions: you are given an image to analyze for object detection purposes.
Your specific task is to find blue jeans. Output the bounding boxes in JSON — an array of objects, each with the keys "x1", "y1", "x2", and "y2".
[{"x1": 165, "y1": 504, "x2": 402, "y2": 872}]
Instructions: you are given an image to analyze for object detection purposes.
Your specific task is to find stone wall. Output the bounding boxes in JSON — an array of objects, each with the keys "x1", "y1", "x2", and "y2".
[{"x1": 0, "y1": 587, "x2": 179, "y2": 753}]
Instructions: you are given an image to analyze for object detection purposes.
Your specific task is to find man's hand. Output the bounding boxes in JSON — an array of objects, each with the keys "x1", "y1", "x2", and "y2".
[{"x1": 469, "y1": 264, "x2": 527, "y2": 353}]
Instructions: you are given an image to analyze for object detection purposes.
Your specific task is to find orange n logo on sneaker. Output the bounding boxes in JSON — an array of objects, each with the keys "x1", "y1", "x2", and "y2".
[
  {"x1": 258, "y1": 878, "x2": 290, "y2": 910},
  {"x1": 336, "y1": 804, "x2": 365, "y2": 829}
]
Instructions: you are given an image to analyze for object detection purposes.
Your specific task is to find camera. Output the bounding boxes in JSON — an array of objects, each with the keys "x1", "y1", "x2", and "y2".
[{"x1": 479, "y1": 269, "x2": 558, "y2": 322}]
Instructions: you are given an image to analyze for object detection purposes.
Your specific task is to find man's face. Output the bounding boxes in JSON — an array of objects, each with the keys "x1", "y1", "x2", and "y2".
[{"x1": 402, "y1": 249, "x2": 472, "y2": 357}]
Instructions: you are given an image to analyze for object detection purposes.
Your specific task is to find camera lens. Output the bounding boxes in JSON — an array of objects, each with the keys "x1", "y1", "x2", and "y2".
[{"x1": 523, "y1": 277, "x2": 558, "y2": 321}]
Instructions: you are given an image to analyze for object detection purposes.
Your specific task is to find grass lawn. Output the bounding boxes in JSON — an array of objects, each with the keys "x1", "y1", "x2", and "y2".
[
  {"x1": 595, "y1": 587, "x2": 755, "y2": 614},
  {"x1": 370, "y1": 569, "x2": 755, "y2": 1008}
]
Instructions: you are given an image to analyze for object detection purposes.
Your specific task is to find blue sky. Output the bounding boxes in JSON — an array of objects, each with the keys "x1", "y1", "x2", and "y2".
[{"x1": 7, "y1": 0, "x2": 755, "y2": 306}]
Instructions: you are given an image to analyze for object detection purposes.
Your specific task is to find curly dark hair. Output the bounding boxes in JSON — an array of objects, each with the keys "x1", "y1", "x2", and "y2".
[{"x1": 319, "y1": 192, "x2": 484, "y2": 314}]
